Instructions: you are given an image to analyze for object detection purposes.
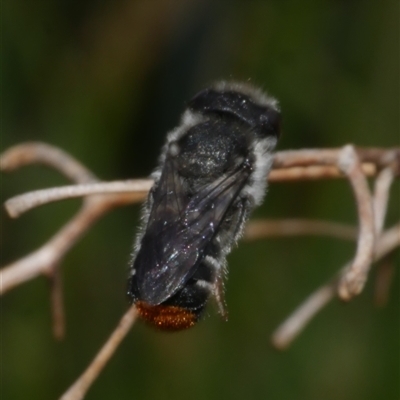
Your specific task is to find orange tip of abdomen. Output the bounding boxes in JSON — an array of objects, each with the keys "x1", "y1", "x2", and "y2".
[{"x1": 135, "y1": 301, "x2": 198, "y2": 331}]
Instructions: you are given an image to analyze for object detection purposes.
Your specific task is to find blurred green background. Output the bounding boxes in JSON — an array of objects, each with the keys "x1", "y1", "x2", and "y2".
[{"x1": 2, "y1": 1, "x2": 399, "y2": 399}]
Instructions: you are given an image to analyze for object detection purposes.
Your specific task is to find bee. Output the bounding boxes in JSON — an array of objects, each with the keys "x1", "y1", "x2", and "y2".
[{"x1": 128, "y1": 81, "x2": 281, "y2": 330}]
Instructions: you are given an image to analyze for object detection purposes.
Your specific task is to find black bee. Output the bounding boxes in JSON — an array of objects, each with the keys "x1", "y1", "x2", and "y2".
[{"x1": 128, "y1": 81, "x2": 281, "y2": 330}]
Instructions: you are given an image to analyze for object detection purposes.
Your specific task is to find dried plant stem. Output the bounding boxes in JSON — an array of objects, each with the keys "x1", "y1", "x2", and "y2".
[
  {"x1": 59, "y1": 305, "x2": 138, "y2": 400},
  {"x1": 272, "y1": 278, "x2": 338, "y2": 350},
  {"x1": 0, "y1": 193, "x2": 143, "y2": 295},
  {"x1": 2, "y1": 164, "x2": 376, "y2": 218},
  {"x1": 337, "y1": 145, "x2": 375, "y2": 300},
  {"x1": 268, "y1": 163, "x2": 376, "y2": 181},
  {"x1": 1, "y1": 142, "x2": 102, "y2": 336},
  {"x1": 49, "y1": 265, "x2": 66, "y2": 340},
  {"x1": 272, "y1": 147, "x2": 400, "y2": 171},
  {"x1": 372, "y1": 167, "x2": 395, "y2": 235},
  {"x1": 271, "y1": 160, "x2": 398, "y2": 350},
  {"x1": 0, "y1": 142, "x2": 147, "y2": 295},
  {"x1": 5, "y1": 180, "x2": 152, "y2": 218},
  {"x1": 4, "y1": 146, "x2": 399, "y2": 219},
  {"x1": 245, "y1": 219, "x2": 357, "y2": 241},
  {"x1": 271, "y1": 222, "x2": 400, "y2": 350},
  {"x1": 0, "y1": 142, "x2": 97, "y2": 183},
  {"x1": 371, "y1": 166, "x2": 396, "y2": 308}
]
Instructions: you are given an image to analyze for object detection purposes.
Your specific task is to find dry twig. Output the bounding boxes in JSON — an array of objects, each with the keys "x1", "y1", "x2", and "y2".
[
  {"x1": 0, "y1": 144, "x2": 147, "y2": 295},
  {"x1": 4, "y1": 180, "x2": 152, "y2": 218},
  {"x1": 0, "y1": 142, "x2": 97, "y2": 183},
  {"x1": 271, "y1": 222, "x2": 400, "y2": 350},
  {"x1": 372, "y1": 166, "x2": 395, "y2": 235},
  {"x1": 337, "y1": 145, "x2": 375, "y2": 300},
  {"x1": 4, "y1": 146, "x2": 399, "y2": 219},
  {"x1": 48, "y1": 265, "x2": 66, "y2": 340},
  {"x1": 244, "y1": 219, "x2": 357, "y2": 241},
  {"x1": 59, "y1": 305, "x2": 138, "y2": 400},
  {"x1": 271, "y1": 163, "x2": 398, "y2": 349}
]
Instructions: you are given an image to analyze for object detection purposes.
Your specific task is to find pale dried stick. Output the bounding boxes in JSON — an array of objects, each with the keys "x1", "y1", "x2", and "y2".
[
  {"x1": 272, "y1": 148, "x2": 344, "y2": 167},
  {"x1": 245, "y1": 219, "x2": 357, "y2": 241},
  {"x1": 0, "y1": 142, "x2": 97, "y2": 183},
  {"x1": 372, "y1": 167, "x2": 395, "y2": 236},
  {"x1": 0, "y1": 142, "x2": 149, "y2": 295},
  {"x1": 272, "y1": 147, "x2": 400, "y2": 171},
  {"x1": 271, "y1": 222, "x2": 400, "y2": 350},
  {"x1": 337, "y1": 145, "x2": 375, "y2": 300},
  {"x1": 49, "y1": 265, "x2": 66, "y2": 340},
  {"x1": 268, "y1": 163, "x2": 376, "y2": 181},
  {"x1": 59, "y1": 305, "x2": 138, "y2": 400},
  {"x1": 5, "y1": 180, "x2": 152, "y2": 218},
  {"x1": 1, "y1": 143, "x2": 96, "y2": 297},
  {"x1": 1, "y1": 142, "x2": 101, "y2": 333},
  {"x1": 271, "y1": 165, "x2": 397, "y2": 348},
  {"x1": 271, "y1": 165, "x2": 397, "y2": 349},
  {"x1": 4, "y1": 146, "x2": 400, "y2": 219},
  {"x1": 3, "y1": 165, "x2": 377, "y2": 219},
  {"x1": 0, "y1": 193, "x2": 143, "y2": 295},
  {"x1": 2, "y1": 167, "x2": 348, "y2": 218},
  {"x1": 372, "y1": 166, "x2": 396, "y2": 307}
]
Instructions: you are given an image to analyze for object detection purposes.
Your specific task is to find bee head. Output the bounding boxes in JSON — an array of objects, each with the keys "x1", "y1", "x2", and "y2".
[{"x1": 187, "y1": 82, "x2": 281, "y2": 139}]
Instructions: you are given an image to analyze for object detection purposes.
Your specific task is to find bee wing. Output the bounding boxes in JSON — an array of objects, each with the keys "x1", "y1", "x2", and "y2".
[{"x1": 134, "y1": 158, "x2": 251, "y2": 305}]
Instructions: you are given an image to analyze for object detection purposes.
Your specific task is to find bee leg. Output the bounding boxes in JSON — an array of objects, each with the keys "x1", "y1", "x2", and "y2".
[
  {"x1": 201, "y1": 255, "x2": 227, "y2": 319},
  {"x1": 231, "y1": 196, "x2": 253, "y2": 243},
  {"x1": 210, "y1": 197, "x2": 252, "y2": 319},
  {"x1": 213, "y1": 272, "x2": 228, "y2": 320},
  {"x1": 218, "y1": 196, "x2": 252, "y2": 254},
  {"x1": 205, "y1": 197, "x2": 252, "y2": 320}
]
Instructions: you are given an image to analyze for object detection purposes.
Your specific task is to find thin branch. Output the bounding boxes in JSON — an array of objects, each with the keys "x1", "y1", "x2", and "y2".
[
  {"x1": 48, "y1": 265, "x2": 66, "y2": 340},
  {"x1": 272, "y1": 278, "x2": 338, "y2": 350},
  {"x1": 0, "y1": 142, "x2": 97, "y2": 183},
  {"x1": 371, "y1": 166, "x2": 396, "y2": 308},
  {"x1": 59, "y1": 305, "x2": 138, "y2": 400},
  {"x1": 374, "y1": 260, "x2": 395, "y2": 308},
  {"x1": 271, "y1": 162, "x2": 398, "y2": 349},
  {"x1": 2, "y1": 164, "x2": 379, "y2": 219},
  {"x1": 272, "y1": 148, "x2": 347, "y2": 167},
  {"x1": 245, "y1": 219, "x2": 357, "y2": 241},
  {"x1": 1, "y1": 142, "x2": 102, "y2": 333},
  {"x1": 5, "y1": 180, "x2": 152, "y2": 218},
  {"x1": 268, "y1": 163, "x2": 376, "y2": 181},
  {"x1": 0, "y1": 142, "x2": 148, "y2": 295},
  {"x1": 3, "y1": 146, "x2": 399, "y2": 219},
  {"x1": 272, "y1": 147, "x2": 400, "y2": 173},
  {"x1": 1, "y1": 145, "x2": 92, "y2": 295},
  {"x1": 4, "y1": 165, "x2": 371, "y2": 218},
  {"x1": 337, "y1": 145, "x2": 375, "y2": 300},
  {"x1": 372, "y1": 166, "x2": 395, "y2": 236},
  {"x1": 271, "y1": 222, "x2": 400, "y2": 350},
  {"x1": 0, "y1": 193, "x2": 141, "y2": 295}
]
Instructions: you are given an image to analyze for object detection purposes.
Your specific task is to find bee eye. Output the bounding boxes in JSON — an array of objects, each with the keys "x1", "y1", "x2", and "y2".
[{"x1": 259, "y1": 108, "x2": 281, "y2": 138}]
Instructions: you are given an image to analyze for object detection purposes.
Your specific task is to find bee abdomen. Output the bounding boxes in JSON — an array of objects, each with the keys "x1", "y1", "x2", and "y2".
[{"x1": 135, "y1": 301, "x2": 198, "y2": 331}]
